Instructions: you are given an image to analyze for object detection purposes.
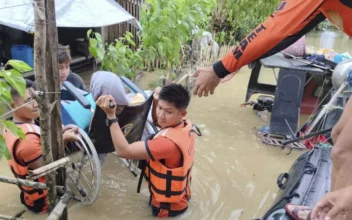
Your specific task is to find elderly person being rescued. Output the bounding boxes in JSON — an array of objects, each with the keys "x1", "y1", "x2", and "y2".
[{"x1": 89, "y1": 70, "x2": 146, "y2": 165}]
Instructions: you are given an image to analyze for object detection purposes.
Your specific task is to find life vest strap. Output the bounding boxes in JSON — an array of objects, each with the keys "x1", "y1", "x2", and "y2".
[
  {"x1": 165, "y1": 170, "x2": 172, "y2": 198},
  {"x1": 159, "y1": 202, "x2": 171, "y2": 211},
  {"x1": 146, "y1": 163, "x2": 191, "y2": 181},
  {"x1": 10, "y1": 166, "x2": 44, "y2": 195},
  {"x1": 137, "y1": 160, "x2": 147, "y2": 193},
  {"x1": 148, "y1": 178, "x2": 189, "y2": 196}
]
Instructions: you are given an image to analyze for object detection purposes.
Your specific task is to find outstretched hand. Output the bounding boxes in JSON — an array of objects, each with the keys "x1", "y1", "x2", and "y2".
[
  {"x1": 192, "y1": 66, "x2": 221, "y2": 97},
  {"x1": 311, "y1": 185, "x2": 352, "y2": 220}
]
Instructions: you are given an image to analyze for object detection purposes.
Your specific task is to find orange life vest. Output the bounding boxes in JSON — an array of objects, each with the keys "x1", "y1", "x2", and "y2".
[
  {"x1": 145, "y1": 119, "x2": 198, "y2": 205},
  {"x1": 3, "y1": 123, "x2": 48, "y2": 213}
]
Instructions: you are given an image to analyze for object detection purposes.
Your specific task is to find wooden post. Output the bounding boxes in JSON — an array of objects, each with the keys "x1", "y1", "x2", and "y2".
[
  {"x1": 33, "y1": 0, "x2": 56, "y2": 213},
  {"x1": 33, "y1": 0, "x2": 67, "y2": 219}
]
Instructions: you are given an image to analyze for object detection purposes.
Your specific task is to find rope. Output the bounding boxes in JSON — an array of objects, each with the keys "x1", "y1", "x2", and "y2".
[
  {"x1": 0, "y1": 99, "x2": 36, "y2": 119},
  {"x1": 0, "y1": 90, "x2": 61, "y2": 119},
  {"x1": 0, "y1": 3, "x2": 32, "y2": 10}
]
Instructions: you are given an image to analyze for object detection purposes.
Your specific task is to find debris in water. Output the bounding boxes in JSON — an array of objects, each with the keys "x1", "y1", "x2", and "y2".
[{"x1": 256, "y1": 110, "x2": 269, "y2": 121}]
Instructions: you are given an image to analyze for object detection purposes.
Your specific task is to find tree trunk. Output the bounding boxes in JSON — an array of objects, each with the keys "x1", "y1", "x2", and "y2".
[
  {"x1": 33, "y1": 0, "x2": 67, "y2": 219},
  {"x1": 33, "y1": 0, "x2": 56, "y2": 213}
]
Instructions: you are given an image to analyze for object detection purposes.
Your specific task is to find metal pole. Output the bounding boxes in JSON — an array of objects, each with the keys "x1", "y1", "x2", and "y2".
[{"x1": 305, "y1": 82, "x2": 347, "y2": 134}]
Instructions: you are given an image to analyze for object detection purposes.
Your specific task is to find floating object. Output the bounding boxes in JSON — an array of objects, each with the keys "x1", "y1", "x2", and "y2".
[{"x1": 260, "y1": 148, "x2": 331, "y2": 220}]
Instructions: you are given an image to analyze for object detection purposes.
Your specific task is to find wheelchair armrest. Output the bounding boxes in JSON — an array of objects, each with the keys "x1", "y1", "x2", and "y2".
[
  {"x1": 62, "y1": 81, "x2": 91, "y2": 109},
  {"x1": 120, "y1": 76, "x2": 148, "y2": 99}
]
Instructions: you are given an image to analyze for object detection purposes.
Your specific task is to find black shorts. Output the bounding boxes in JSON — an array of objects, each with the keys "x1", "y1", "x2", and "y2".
[
  {"x1": 20, "y1": 192, "x2": 46, "y2": 213},
  {"x1": 152, "y1": 205, "x2": 188, "y2": 217}
]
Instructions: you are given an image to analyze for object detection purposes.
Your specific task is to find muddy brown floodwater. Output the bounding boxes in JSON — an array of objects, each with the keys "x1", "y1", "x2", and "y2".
[{"x1": 0, "y1": 30, "x2": 351, "y2": 220}]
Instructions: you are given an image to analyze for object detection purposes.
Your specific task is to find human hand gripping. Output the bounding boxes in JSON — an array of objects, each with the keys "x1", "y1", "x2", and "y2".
[
  {"x1": 153, "y1": 87, "x2": 162, "y2": 101},
  {"x1": 311, "y1": 185, "x2": 352, "y2": 220},
  {"x1": 96, "y1": 95, "x2": 117, "y2": 119},
  {"x1": 192, "y1": 66, "x2": 221, "y2": 97},
  {"x1": 63, "y1": 127, "x2": 80, "y2": 144}
]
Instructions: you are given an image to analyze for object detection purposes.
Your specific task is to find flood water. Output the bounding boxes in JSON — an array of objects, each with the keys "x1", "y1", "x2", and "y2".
[{"x1": 0, "y1": 29, "x2": 351, "y2": 220}]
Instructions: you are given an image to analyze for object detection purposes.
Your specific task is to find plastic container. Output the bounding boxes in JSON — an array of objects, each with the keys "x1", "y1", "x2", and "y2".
[
  {"x1": 333, "y1": 54, "x2": 351, "y2": 63},
  {"x1": 11, "y1": 45, "x2": 34, "y2": 68}
]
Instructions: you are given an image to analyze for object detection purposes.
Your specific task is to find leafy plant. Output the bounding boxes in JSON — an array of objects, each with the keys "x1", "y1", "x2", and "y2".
[
  {"x1": 212, "y1": 0, "x2": 280, "y2": 45},
  {"x1": 0, "y1": 60, "x2": 28, "y2": 160},
  {"x1": 139, "y1": 0, "x2": 215, "y2": 70},
  {"x1": 87, "y1": 30, "x2": 143, "y2": 80}
]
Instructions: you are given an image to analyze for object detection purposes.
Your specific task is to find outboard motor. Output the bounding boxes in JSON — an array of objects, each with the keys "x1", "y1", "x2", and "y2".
[
  {"x1": 253, "y1": 95, "x2": 274, "y2": 112},
  {"x1": 331, "y1": 59, "x2": 352, "y2": 90}
]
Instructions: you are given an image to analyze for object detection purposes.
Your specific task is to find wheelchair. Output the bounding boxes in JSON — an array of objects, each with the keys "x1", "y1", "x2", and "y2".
[
  {"x1": 1, "y1": 74, "x2": 158, "y2": 209},
  {"x1": 59, "y1": 76, "x2": 158, "y2": 204}
]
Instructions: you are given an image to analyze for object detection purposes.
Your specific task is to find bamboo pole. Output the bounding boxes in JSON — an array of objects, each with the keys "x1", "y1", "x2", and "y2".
[
  {"x1": 0, "y1": 210, "x2": 25, "y2": 220},
  {"x1": 0, "y1": 213, "x2": 26, "y2": 220},
  {"x1": 27, "y1": 157, "x2": 70, "y2": 180},
  {"x1": 0, "y1": 175, "x2": 47, "y2": 189},
  {"x1": 46, "y1": 191, "x2": 73, "y2": 220}
]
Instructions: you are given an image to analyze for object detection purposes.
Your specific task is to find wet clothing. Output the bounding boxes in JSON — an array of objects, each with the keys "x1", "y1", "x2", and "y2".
[
  {"x1": 144, "y1": 119, "x2": 196, "y2": 218},
  {"x1": 3, "y1": 123, "x2": 48, "y2": 213},
  {"x1": 214, "y1": 0, "x2": 352, "y2": 78}
]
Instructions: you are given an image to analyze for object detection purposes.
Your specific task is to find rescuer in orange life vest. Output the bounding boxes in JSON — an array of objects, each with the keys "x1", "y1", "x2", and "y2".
[
  {"x1": 3, "y1": 79, "x2": 80, "y2": 213},
  {"x1": 96, "y1": 83, "x2": 201, "y2": 218}
]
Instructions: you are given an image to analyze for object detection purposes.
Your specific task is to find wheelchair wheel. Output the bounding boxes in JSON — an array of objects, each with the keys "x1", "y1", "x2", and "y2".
[{"x1": 63, "y1": 125, "x2": 101, "y2": 206}]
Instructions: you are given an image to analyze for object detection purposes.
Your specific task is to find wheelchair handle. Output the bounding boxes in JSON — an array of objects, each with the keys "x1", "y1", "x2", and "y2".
[{"x1": 109, "y1": 100, "x2": 116, "y2": 109}]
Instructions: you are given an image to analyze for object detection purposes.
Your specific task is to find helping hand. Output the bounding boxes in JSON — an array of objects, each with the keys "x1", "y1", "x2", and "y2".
[
  {"x1": 96, "y1": 95, "x2": 117, "y2": 119},
  {"x1": 311, "y1": 185, "x2": 352, "y2": 220},
  {"x1": 192, "y1": 66, "x2": 221, "y2": 97},
  {"x1": 153, "y1": 87, "x2": 162, "y2": 101},
  {"x1": 63, "y1": 127, "x2": 80, "y2": 143}
]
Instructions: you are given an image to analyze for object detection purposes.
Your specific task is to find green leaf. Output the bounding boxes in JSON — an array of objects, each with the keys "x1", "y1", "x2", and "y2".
[
  {"x1": 7, "y1": 60, "x2": 33, "y2": 73},
  {"x1": 95, "y1": 32, "x2": 102, "y2": 45},
  {"x1": 0, "y1": 81, "x2": 12, "y2": 105},
  {"x1": 3, "y1": 146, "x2": 11, "y2": 160},
  {"x1": 2, "y1": 121, "x2": 25, "y2": 140},
  {"x1": 118, "y1": 46, "x2": 127, "y2": 56},
  {"x1": 89, "y1": 47, "x2": 98, "y2": 58},
  {"x1": 87, "y1": 29, "x2": 93, "y2": 39},
  {"x1": 89, "y1": 38, "x2": 98, "y2": 48},
  {"x1": 125, "y1": 36, "x2": 136, "y2": 47},
  {"x1": 0, "y1": 69, "x2": 25, "y2": 97},
  {"x1": 97, "y1": 48, "x2": 105, "y2": 61},
  {"x1": 0, "y1": 135, "x2": 6, "y2": 161}
]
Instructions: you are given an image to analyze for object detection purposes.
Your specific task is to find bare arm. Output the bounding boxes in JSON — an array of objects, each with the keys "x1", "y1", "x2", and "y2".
[
  {"x1": 28, "y1": 158, "x2": 44, "y2": 170},
  {"x1": 108, "y1": 118, "x2": 150, "y2": 160},
  {"x1": 97, "y1": 95, "x2": 150, "y2": 160},
  {"x1": 151, "y1": 87, "x2": 162, "y2": 127}
]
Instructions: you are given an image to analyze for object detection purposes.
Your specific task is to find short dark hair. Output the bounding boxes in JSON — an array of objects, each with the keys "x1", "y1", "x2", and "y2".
[
  {"x1": 58, "y1": 44, "x2": 72, "y2": 64},
  {"x1": 10, "y1": 79, "x2": 34, "y2": 98},
  {"x1": 159, "y1": 83, "x2": 190, "y2": 110}
]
